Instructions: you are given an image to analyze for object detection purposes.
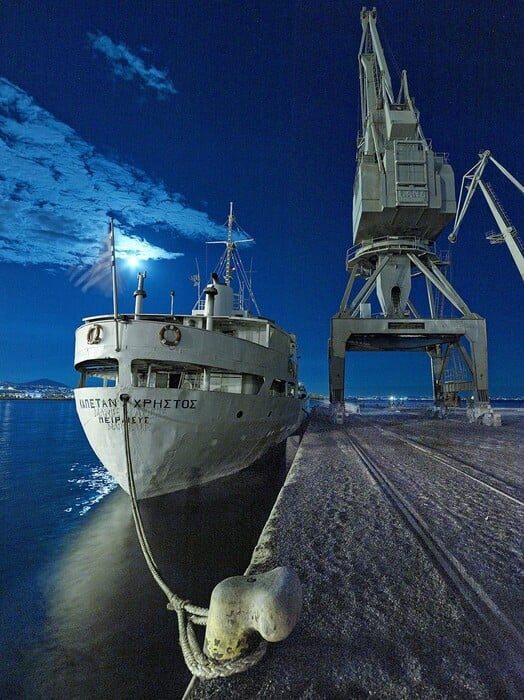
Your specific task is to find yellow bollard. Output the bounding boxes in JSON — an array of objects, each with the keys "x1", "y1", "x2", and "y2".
[{"x1": 204, "y1": 566, "x2": 302, "y2": 662}]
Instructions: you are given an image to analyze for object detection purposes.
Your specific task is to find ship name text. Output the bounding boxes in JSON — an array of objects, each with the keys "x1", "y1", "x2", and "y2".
[
  {"x1": 77, "y1": 395, "x2": 198, "y2": 431},
  {"x1": 77, "y1": 397, "x2": 198, "y2": 410}
]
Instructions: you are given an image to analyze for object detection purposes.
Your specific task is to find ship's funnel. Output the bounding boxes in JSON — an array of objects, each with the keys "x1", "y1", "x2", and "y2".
[{"x1": 213, "y1": 282, "x2": 234, "y2": 316}]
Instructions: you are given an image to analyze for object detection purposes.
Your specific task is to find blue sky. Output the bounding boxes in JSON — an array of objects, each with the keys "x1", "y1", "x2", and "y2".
[{"x1": 0, "y1": 1, "x2": 523, "y2": 396}]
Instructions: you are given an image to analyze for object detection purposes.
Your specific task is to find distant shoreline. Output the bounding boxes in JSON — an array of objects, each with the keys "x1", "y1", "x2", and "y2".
[{"x1": 0, "y1": 396, "x2": 74, "y2": 401}]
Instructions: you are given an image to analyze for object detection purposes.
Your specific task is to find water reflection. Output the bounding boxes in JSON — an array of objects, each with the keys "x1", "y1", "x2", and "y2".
[{"x1": 31, "y1": 438, "x2": 298, "y2": 699}]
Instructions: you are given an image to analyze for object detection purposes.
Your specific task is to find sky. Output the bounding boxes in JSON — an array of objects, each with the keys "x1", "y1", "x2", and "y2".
[{"x1": 0, "y1": 0, "x2": 522, "y2": 397}]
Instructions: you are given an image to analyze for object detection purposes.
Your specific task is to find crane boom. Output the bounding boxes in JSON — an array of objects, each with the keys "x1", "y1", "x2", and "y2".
[
  {"x1": 489, "y1": 154, "x2": 524, "y2": 194},
  {"x1": 449, "y1": 151, "x2": 524, "y2": 281}
]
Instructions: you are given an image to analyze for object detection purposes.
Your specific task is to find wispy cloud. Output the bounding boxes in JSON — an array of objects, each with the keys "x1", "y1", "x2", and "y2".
[
  {"x1": 87, "y1": 32, "x2": 177, "y2": 99},
  {"x1": 0, "y1": 78, "x2": 225, "y2": 270}
]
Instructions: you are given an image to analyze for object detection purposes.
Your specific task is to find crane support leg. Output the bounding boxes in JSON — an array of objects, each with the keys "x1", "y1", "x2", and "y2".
[
  {"x1": 427, "y1": 346, "x2": 445, "y2": 406},
  {"x1": 329, "y1": 323, "x2": 346, "y2": 406},
  {"x1": 463, "y1": 320, "x2": 490, "y2": 405},
  {"x1": 329, "y1": 340, "x2": 346, "y2": 404}
]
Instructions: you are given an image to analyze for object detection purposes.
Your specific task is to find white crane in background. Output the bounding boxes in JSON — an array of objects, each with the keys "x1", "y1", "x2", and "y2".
[
  {"x1": 449, "y1": 150, "x2": 524, "y2": 281},
  {"x1": 329, "y1": 7, "x2": 496, "y2": 419}
]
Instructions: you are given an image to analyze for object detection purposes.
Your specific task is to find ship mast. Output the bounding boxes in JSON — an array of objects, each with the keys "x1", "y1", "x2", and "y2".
[{"x1": 225, "y1": 201, "x2": 236, "y2": 286}]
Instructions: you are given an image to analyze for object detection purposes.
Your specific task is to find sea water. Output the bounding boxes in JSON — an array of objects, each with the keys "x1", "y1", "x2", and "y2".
[{"x1": 0, "y1": 400, "x2": 290, "y2": 699}]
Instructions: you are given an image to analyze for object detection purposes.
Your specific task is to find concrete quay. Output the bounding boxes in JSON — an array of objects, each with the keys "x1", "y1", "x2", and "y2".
[{"x1": 188, "y1": 408, "x2": 524, "y2": 699}]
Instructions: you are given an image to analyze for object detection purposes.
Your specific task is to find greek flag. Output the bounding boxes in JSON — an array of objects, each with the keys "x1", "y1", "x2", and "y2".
[{"x1": 69, "y1": 220, "x2": 116, "y2": 293}]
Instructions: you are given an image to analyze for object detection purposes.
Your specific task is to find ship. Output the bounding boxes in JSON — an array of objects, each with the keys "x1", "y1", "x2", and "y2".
[{"x1": 73, "y1": 204, "x2": 307, "y2": 498}]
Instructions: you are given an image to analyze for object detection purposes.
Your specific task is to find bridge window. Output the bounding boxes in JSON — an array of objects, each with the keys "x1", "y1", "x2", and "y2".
[
  {"x1": 77, "y1": 360, "x2": 118, "y2": 388},
  {"x1": 269, "y1": 379, "x2": 286, "y2": 396},
  {"x1": 131, "y1": 360, "x2": 263, "y2": 395},
  {"x1": 132, "y1": 360, "x2": 201, "y2": 389}
]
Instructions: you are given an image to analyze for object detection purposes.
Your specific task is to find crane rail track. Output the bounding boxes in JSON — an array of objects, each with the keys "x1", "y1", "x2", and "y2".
[
  {"x1": 371, "y1": 425, "x2": 524, "y2": 506},
  {"x1": 341, "y1": 429, "x2": 524, "y2": 676}
]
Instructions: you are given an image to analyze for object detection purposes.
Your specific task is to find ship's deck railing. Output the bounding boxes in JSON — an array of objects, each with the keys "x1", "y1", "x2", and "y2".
[{"x1": 80, "y1": 312, "x2": 266, "y2": 324}]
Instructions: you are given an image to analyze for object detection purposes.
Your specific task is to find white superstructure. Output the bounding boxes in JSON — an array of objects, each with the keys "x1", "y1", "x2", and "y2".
[{"x1": 74, "y1": 205, "x2": 306, "y2": 498}]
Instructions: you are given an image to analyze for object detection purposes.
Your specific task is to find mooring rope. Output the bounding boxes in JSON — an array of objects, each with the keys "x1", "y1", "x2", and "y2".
[{"x1": 119, "y1": 394, "x2": 267, "y2": 679}]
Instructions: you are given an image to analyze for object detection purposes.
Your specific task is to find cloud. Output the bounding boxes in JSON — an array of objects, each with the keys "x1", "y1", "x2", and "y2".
[
  {"x1": 87, "y1": 32, "x2": 177, "y2": 99},
  {"x1": 0, "y1": 77, "x2": 227, "y2": 270}
]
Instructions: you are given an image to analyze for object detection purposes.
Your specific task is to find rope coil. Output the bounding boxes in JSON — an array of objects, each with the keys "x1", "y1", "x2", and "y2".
[{"x1": 119, "y1": 394, "x2": 267, "y2": 679}]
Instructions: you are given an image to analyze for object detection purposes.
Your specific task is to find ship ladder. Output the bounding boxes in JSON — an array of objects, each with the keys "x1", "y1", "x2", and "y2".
[{"x1": 119, "y1": 394, "x2": 268, "y2": 680}]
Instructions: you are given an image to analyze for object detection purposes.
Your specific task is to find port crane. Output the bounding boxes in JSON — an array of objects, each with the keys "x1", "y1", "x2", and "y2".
[
  {"x1": 449, "y1": 150, "x2": 524, "y2": 281},
  {"x1": 329, "y1": 7, "x2": 497, "y2": 423}
]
